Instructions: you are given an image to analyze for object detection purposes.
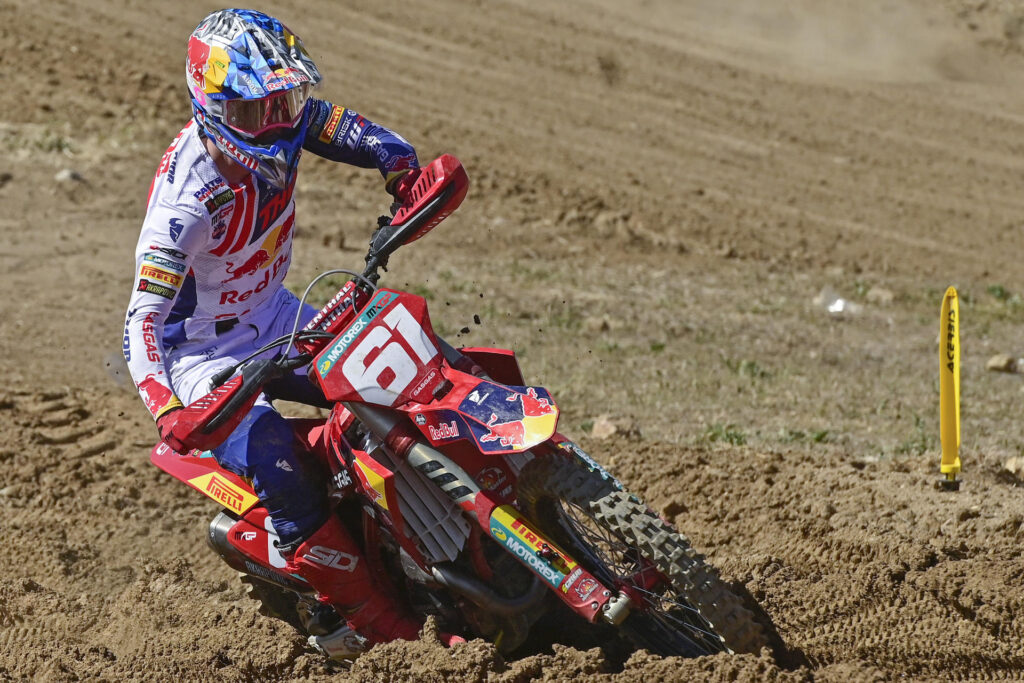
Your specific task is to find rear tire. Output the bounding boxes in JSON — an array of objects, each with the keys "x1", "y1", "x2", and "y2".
[{"x1": 516, "y1": 454, "x2": 764, "y2": 656}]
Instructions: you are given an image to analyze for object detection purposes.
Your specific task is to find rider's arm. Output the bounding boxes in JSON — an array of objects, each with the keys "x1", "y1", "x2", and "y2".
[
  {"x1": 122, "y1": 201, "x2": 208, "y2": 420},
  {"x1": 303, "y1": 98, "x2": 419, "y2": 196}
]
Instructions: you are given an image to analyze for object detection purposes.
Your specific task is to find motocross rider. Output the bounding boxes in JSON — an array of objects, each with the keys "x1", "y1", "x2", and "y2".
[{"x1": 121, "y1": 9, "x2": 448, "y2": 655}]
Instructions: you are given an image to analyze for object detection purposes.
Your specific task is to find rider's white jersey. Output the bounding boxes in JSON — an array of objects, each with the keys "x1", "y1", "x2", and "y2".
[
  {"x1": 123, "y1": 103, "x2": 419, "y2": 419},
  {"x1": 123, "y1": 120, "x2": 297, "y2": 418}
]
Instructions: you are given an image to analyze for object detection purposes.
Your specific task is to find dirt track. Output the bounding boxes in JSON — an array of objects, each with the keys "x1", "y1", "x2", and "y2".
[{"x1": 4, "y1": 0, "x2": 1024, "y2": 680}]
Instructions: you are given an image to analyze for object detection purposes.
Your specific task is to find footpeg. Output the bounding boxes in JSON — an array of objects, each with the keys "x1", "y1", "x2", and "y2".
[{"x1": 308, "y1": 624, "x2": 368, "y2": 660}]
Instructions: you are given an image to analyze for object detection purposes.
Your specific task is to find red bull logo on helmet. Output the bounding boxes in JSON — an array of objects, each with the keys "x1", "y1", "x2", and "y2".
[
  {"x1": 187, "y1": 36, "x2": 212, "y2": 93},
  {"x1": 187, "y1": 34, "x2": 231, "y2": 98}
]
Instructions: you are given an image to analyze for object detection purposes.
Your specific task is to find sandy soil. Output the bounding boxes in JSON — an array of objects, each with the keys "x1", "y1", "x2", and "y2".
[{"x1": 4, "y1": 0, "x2": 1024, "y2": 680}]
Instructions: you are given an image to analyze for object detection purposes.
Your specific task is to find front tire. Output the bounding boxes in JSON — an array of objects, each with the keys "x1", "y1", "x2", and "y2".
[{"x1": 516, "y1": 453, "x2": 764, "y2": 656}]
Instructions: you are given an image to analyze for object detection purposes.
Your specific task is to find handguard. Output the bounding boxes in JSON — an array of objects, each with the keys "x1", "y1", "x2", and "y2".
[
  {"x1": 163, "y1": 360, "x2": 282, "y2": 452},
  {"x1": 369, "y1": 154, "x2": 470, "y2": 257}
]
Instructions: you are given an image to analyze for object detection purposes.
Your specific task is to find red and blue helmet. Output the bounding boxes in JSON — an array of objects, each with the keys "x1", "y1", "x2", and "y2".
[{"x1": 186, "y1": 9, "x2": 322, "y2": 188}]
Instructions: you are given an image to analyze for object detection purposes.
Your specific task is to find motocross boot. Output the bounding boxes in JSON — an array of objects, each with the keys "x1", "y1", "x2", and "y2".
[{"x1": 284, "y1": 515, "x2": 424, "y2": 647}]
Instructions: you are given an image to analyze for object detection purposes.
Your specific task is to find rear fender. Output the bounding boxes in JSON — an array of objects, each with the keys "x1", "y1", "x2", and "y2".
[
  {"x1": 151, "y1": 443, "x2": 260, "y2": 516},
  {"x1": 151, "y1": 417, "x2": 331, "y2": 515}
]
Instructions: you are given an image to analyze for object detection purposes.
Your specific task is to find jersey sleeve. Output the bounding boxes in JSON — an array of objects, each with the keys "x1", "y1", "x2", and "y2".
[
  {"x1": 303, "y1": 98, "x2": 419, "y2": 189},
  {"x1": 123, "y1": 200, "x2": 208, "y2": 419}
]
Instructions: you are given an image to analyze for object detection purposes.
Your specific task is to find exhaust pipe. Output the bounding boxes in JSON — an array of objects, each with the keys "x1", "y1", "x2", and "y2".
[{"x1": 207, "y1": 512, "x2": 310, "y2": 594}]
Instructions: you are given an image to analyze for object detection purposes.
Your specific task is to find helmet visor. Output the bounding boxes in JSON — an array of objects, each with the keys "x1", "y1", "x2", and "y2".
[{"x1": 223, "y1": 84, "x2": 311, "y2": 138}]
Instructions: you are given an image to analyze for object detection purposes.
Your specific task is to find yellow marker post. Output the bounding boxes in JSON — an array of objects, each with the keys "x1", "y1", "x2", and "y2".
[{"x1": 939, "y1": 286, "x2": 961, "y2": 490}]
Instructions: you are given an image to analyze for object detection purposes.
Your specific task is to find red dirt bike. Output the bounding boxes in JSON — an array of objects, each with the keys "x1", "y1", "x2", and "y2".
[{"x1": 151, "y1": 155, "x2": 763, "y2": 659}]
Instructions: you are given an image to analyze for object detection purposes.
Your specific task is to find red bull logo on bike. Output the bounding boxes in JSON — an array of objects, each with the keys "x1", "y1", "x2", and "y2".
[
  {"x1": 475, "y1": 465, "x2": 507, "y2": 491},
  {"x1": 460, "y1": 385, "x2": 559, "y2": 453},
  {"x1": 489, "y1": 505, "x2": 576, "y2": 588},
  {"x1": 428, "y1": 421, "x2": 460, "y2": 441}
]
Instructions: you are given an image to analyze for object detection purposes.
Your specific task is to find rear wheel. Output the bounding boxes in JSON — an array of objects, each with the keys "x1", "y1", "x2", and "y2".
[{"x1": 516, "y1": 454, "x2": 764, "y2": 657}]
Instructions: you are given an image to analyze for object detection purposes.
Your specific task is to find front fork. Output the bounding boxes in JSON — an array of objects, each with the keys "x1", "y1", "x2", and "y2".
[
  {"x1": 480, "y1": 500, "x2": 632, "y2": 625},
  {"x1": 347, "y1": 401, "x2": 633, "y2": 625}
]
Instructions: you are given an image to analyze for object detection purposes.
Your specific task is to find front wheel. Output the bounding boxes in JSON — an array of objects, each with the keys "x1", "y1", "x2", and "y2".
[{"x1": 516, "y1": 453, "x2": 764, "y2": 657}]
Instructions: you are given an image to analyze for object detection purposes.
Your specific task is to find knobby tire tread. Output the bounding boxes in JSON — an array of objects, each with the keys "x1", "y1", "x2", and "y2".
[{"x1": 517, "y1": 454, "x2": 764, "y2": 656}]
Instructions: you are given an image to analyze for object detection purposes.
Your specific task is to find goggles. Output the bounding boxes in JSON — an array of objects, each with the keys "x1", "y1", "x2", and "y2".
[{"x1": 223, "y1": 83, "x2": 311, "y2": 139}]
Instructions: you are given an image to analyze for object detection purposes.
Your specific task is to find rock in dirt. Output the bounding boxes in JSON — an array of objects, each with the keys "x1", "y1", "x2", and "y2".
[
  {"x1": 865, "y1": 287, "x2": 894, "y2": 304},
  {"x1": 590, "y1": 415, "x2": 641, "y2": 440},
  {"x1": 814, "y1": 286, "x2": 862, "y2": 315},
  {"x1": 986, "y1": 354, "x2": 1020, "y2": 373},
  {"x1": 591, "y1": 415, "x2": 618, "y2": 439},
  {"x1": 54, "y1": 168, "x2": 84, "y2": 183}
]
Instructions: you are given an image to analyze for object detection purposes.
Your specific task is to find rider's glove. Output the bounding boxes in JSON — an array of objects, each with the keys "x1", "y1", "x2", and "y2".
[
  {"x1": 156, "y1": 406, "x2": 188, "y2": 453},
  {"x1": 385, "y1": 168, "x2": 421, "y2": 207}
]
